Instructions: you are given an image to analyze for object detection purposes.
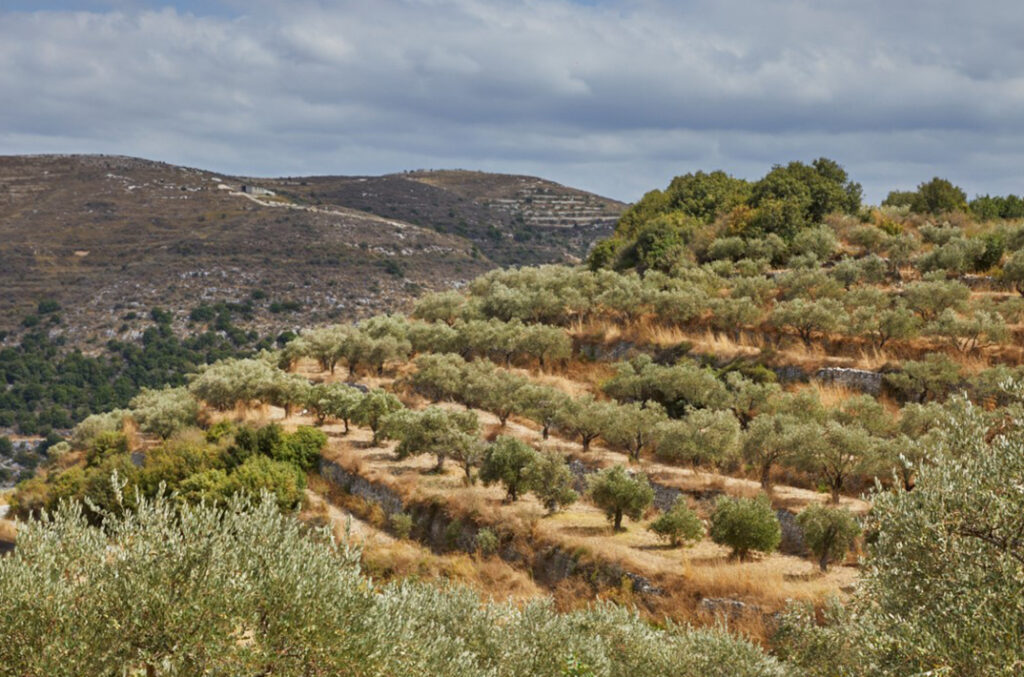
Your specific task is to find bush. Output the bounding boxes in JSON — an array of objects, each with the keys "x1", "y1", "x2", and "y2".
[
  {"x1": 475, "y1": 528, "x2": 499, "y2": 557},
  {"x1": 390, "y1": 512, "x2": 413, "y2": 539},
  {"x1": 648, "y1": 498, "x2": 704, "y2": 547},
  {"x1": 709, "y1": 494, "x2": 781, "y2": 560},
  {"x1": 272, "y1": 426, "x2": 327, "y2": 471}
]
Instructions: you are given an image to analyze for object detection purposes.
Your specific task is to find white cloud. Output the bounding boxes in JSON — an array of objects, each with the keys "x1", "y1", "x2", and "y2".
[{"x1": 3, "y1": 0, "x2": 1024, "y2": 201}]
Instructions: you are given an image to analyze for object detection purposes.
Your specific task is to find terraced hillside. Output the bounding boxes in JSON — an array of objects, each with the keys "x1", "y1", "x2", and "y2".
[{"x1": 260, "y1": 168, "x2": 622, "y2": 266}]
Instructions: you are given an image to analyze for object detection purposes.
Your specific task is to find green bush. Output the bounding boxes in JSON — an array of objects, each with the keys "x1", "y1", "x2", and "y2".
[
  {"x1": 709, "y1": 494, "x2": 781, "y2": 560},
  {"x1": 475, "y1": 527, "x2": 499, "y2": 557},
  {"x1": 648, "y1": 497, "x2": 704, "y2": 547},
  {"x1": 390, "y1": 512, "x2": 414, "y2": 539}
]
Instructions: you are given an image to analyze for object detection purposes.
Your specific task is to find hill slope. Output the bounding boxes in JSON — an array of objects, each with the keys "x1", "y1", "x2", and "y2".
[{"x1": 0, "y1": 156, "x2": 622, "y2": 343}]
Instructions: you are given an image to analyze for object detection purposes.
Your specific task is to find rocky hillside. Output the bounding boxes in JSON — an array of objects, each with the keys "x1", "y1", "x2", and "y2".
[
  {"x1": 258, "y1": 168, "x2": 622, "y2": 266},
  {"x1": 0, "y1": 156, "x2": 623, "y2": 345}
]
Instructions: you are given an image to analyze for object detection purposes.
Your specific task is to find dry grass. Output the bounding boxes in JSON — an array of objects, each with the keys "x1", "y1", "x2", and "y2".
[
  {"x1": 0, "y1": 519, "x2": 16, "y2": 543},
  {"x1": 302, "y1": 485, "x2": 543, "y2": 602},
  {"x1": 803, "y1": 381, "x2": 860, "y2": 409}
]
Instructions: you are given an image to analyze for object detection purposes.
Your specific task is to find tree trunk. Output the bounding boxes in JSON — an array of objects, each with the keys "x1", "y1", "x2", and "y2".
[
  {"x1": 542, "y1": 424, "x2": 550, "y2": 440},
  {"x1": 613, "y1": 509, "x2": 623, "y2": 531},
  {"x1": 760, "y1": 462, "x2": 773, "y2": 490},
  {"x1": 434, "y1": 453, "x2": 446, "y2": 473},
  {"x1": 830, "y1": 482, "x2": 842, "y2": 504},
  {"x1": 343, "y1": 418, "x2": 350, "y2": 434},
  {"x1": 582, "y1": 436, "x2": 593, "y2": 452}
]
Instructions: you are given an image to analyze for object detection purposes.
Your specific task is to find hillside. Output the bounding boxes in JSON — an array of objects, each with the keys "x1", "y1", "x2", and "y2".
[
  {"x1": 5, "y1": 158, "x2": 1024, "y2": 674},
  {"x1": 258, "y1": 168, "x2": 622, "y2": 265},
  {"x1": 0, "y1": 155, "x2": 622, "y2": 344}
]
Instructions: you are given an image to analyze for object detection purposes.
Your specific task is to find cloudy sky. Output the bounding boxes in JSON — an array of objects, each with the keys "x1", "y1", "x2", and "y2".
[{"x1": 3, "y1": 0, "x2": 1024, "y2": 203}]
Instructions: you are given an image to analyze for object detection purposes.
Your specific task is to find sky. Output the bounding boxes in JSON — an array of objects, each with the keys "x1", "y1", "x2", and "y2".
[{"x1": 3, "y1": 1, "x2": 1024, "y2": 203}]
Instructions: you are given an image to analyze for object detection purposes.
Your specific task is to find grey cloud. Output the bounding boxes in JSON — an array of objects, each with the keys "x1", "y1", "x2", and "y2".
[{"x1": 3, "y1": 0, "x2": 1024, "y2": 202}]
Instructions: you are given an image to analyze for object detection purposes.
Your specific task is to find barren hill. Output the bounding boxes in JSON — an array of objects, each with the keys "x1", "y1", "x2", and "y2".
[{"x1": 0, "y1": 156, "x2": 622, "y2": 343}]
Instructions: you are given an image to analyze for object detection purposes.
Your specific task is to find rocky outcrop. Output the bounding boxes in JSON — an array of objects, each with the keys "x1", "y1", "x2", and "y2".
[
  {"x1": 319, "y1": 458, "x2": 404, "y2": 515},
  {"x1": 777, "y1": 509, "x2": 807, "y2": 556},
  {"x1": 814, "y1": 367, "x2": 884, "y2": 395}
]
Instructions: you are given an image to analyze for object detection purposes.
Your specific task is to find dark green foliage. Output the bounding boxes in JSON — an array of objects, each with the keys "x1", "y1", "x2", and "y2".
[
  {"x1": 0, "y1": 323, "x2": 258, "y2": 435},
  {"x1": 889, "y1": 177, "x2": 968, "y2": 214},
  {"x1": 970, "y1": 193, "x2": 1024, "y2": 220},
  {"x1": 10, "y1": 422, "x2": 316, "y2": 519},
  {"x1": 270, "y1": 426, "x2": 327, "y2": 471},
  {"x1": 36, "y1": 299, "x2": 61, "y2": 315}
]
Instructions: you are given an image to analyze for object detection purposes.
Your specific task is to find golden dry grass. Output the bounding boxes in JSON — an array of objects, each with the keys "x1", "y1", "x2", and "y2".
[
  {"x1": 0, "y1": 518, "x2": 16, "y2": 543},
  {"x1": 303, "y1": 472, "x2": 543, "y2": 602}
]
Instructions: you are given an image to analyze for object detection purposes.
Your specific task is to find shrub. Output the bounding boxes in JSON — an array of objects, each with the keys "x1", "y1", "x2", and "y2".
[
  {"x1": 475, "y1": 528, "x2": 499, "y2": 557},
  {"x1": 390, "y1": 512, "x2": 414, "y2": 539},
  {"x1": 648, "y1": 497, "x2": 704, "y2": 547},
  {"x1": 709, "y1": 495, "x2": 781, "y2": 560}
]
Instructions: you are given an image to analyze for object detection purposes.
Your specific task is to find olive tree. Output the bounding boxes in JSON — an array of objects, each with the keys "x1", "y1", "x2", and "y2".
[
  {"x1": 743, "y1": 413, "x2": 818, "y2": 490},
  {"x1": 261, "y1": 371, "x2": 312, "y2": 418},
  {"x1": 354, "y1": 389, "x2": 404, "y2": 445},
  {"x1": 410, "y1": 353, "x2": 467, "y2": 402},
  {"x1": 927, "y1": 308, "x2": 1009, "y2": 354},
  {"x1": 843, "y1": 394, "x2": 1024, "y2": 674},
  {"x1": 884, "y1": 354, "x2": 962, "y2": 403},
  {"x1": 602, "y1": 401, "x2": 667, "y2": 461},
  {"x1": 306, "y1": 382, "x2": 363, "y2": 432},
  {"x1": 796, "y1": 504, "x2": 860, "y2": 571},
  {"x1": 462, "y1": 363, "x2": 529, "y2": 426},
  {"x1": 709, "y1": 494, "x2": 781, "y2": 561},
  {"x1": 524, "y1": 450, "x2": 579, "y2": 513},
  {"x1": 770, "y1": 298, "x2": 847, "y2": 347},
  {"x1": 654, "y1": 408, "x2": 741, "y2": 468},
  {"x1": 557, "y1": 395, "x2": 617, "y2": 452},
  {"x1": 479, "y1": 436, "x2": 540, "y2": 501},
  {"x1": 801, "y1": 421, "x2": 879, "y2": 504},
  {"x1": 587, "y1": 465, "x2": 654, "y2": 531},
  {"x1": 188, "y1": 358, "x2": 279, "y2": 411},
  {"x1": 129, "y1": 386, "x2": 198, "y2": 438},
  {"x1": 383, "y1": 405, "x2": 479, "y2": 474},
  {"x1": 299, "y1": 325, "x2": 353, "y2": 374},
  {"x1": 515, "y1": 384, "x2": 570, "y2": 439}
]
